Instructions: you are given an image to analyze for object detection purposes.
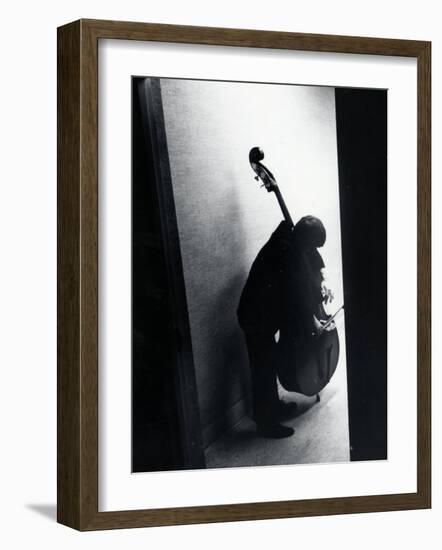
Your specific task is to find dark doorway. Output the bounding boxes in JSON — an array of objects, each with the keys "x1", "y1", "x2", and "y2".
[
  {"x1": 132, "y1": 77, "x2": 205, "y2": 472},
  {"x1": 335, "y1": 88, "x2": 388, "y2": 461}
]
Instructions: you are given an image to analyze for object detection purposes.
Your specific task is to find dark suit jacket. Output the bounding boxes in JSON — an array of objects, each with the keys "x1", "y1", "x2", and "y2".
[{"x1": 237, "y1": 220, "x2": 324, "y2": 338}]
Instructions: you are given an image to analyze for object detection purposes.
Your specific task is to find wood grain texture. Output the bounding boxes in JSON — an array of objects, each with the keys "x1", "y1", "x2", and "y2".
[
  {"x1": 416, "y1": 42, "x2": 431, "y2": 506},
  {"x1": 57, "y1": 20, "x2": 81, "y2": 529},
  {"x1": 83, "y1": 18, "x2": 427, "y2": 56},
  {"x1": 57, "y1": 18, "x2": 431, "y2": 531},
  {"x1": 84, "y1": 491, "x2": 429, "y2": 530},
  {"x1": 79, "y1": 18, "x2": 100, "y2": 529}
]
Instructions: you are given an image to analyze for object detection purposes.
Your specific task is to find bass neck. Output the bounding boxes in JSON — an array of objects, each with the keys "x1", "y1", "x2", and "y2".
[{"x1": 273, "y1": 186, "x2": 294, "y2": 229}]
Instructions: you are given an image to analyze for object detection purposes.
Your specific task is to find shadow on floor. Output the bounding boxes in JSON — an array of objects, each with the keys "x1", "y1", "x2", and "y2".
[
  {"x1": 205, "y1": 362, "x2": 349, "y2": 469},
  {"x1": 25, "y1": 504, "x2": 57, "y2": 522}
]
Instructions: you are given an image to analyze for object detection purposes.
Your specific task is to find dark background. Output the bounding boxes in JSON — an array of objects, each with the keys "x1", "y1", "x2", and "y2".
[
  {"x1": 132, "y1": 78, "x2": 206, "y2": 472},
  {"x1": 336, "y1": 88, "x2": 388, "y2": 461},
  {"x1": 132, "y1": 81, "x2": 185, "y2": 471}
]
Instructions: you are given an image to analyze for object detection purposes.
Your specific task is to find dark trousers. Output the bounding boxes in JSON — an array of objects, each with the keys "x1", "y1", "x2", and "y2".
[{"x1": 244, "y1": 331, "x2": 280, "y2": 426}]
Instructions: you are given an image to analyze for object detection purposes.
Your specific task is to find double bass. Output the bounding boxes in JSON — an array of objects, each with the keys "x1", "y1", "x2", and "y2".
[{"x1": 249, "y1": 146, "x2": 343, "y2": 398}]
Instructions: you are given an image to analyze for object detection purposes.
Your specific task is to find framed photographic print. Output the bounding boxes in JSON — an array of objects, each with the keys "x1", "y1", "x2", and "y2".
[{"x1": 57, "y1": 19, "x2": 431, "y2": 530}]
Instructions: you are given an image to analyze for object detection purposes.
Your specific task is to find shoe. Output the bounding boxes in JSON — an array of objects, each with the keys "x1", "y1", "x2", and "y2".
[
  {"x1": 257, "y1": 422, "x2": 295, "y2": 438},
  {"x1": 278, "y1": 400, "x2": 298, "y2": 418},
  {"x1": 251, "y1": 401, "x2": 298, "y2": 424}
]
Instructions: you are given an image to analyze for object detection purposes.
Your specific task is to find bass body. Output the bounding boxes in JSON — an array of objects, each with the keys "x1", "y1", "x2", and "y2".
[{"x1": 277, "y1": 308, "x2": 341, "y2": 396}]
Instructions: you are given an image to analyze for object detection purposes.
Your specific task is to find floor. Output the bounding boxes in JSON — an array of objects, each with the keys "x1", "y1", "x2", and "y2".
[{"x1": 205, "y1": 351, "x2": 350, "y2": 469}]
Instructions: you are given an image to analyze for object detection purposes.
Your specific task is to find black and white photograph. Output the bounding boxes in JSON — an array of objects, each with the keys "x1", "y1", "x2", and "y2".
[
  {"x1": 0, "y1": 0, "x2": 436, "y2": 543},
  {"x1": 131, "y1": 76, "x2": 387, "y2": 473}
]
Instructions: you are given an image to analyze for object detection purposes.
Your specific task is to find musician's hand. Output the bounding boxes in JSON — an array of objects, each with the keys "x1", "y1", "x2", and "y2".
[
  {"x1": 323, "y1": 320, "x2": 336, "y2": 332},
  {"x1": 313, "y1": 315, "x2": 335, "y2": 335},
  {"x1": 321, "y1": 283, "x2": 334, "y2": 304}
]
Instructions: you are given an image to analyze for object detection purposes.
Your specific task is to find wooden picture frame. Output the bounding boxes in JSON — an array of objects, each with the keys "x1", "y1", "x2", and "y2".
[{"x1": 57, "y1": 18, "x2": 431, "y2": 530}]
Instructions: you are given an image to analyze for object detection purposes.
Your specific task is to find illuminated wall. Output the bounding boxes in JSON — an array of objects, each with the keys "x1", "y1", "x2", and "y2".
[{"x1": 160, "y1": 78, "x2": 346, "y2": 447}]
